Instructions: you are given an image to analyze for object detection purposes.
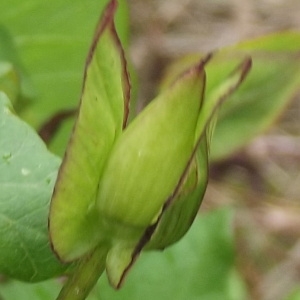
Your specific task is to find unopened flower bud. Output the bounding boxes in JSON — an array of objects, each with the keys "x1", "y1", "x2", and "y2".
[{"x1": 96, "y1": 65, "x2": 205, "y2": 230}]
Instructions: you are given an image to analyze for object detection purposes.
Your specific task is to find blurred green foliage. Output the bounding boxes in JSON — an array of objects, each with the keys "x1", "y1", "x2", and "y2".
[{"x1": 160, "y1": 32, "x2": 300, "y2": 161}]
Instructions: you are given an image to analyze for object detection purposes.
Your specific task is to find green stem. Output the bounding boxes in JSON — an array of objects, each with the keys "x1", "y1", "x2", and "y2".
[{"x1": 56, "y1": 245, "x2": 109, "y2": 300}]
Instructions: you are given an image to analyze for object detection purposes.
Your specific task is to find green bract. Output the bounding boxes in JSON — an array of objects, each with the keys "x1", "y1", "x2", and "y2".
[
  {"x1": 49, "y1": 0, "x2": 130, "y2": 263},
  {"x1": 48, "y1": 0, "x2": 251, "y2": 297},
  {"x1": 97, "y1": 64, "x2": 205, "y2": 228}
]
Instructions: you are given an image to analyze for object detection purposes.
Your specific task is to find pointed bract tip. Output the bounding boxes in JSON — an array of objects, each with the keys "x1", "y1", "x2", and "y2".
[
  {"x1": 239, "y1": 56, "x2": 252, "y2": 82},
  {"x1": 86, "y1": 0, "x2": 118, "y2": 66},
  {"x1": 229, "y1": 55, "x2": 252, "y2": 88},
  {"x1": 185, "y1": 52, "x2": 213, "y2": 77},
  {"x1": 198, "y1": 52, "x2": 214, "y2": 69}
]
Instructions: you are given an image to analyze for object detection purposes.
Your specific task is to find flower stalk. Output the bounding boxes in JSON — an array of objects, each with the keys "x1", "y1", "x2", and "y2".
[{"x1": 56, "y1": 245, "x2": 108, "y2": 300}]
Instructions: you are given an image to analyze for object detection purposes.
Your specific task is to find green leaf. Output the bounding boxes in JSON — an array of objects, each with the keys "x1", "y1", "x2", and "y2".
[
  {"x1": 211, "y1": 32, "x2": 300, "y2": 160},
  {"x1": 0, "y1": 280, "x2": 60, "y2": 300},
  {"x1": 0, "y1": 92, "x2": 66, "y2": 282},
  {"x1": 96, "y1": 209, "x2": 239, "y2": 300},
  {"x1": 0, "y1": 0, "x2": 129, "y2": 129},
  {"x1": 159, "y1": 31, "x2": 300, "y2": 161},
  {"x1": 49, "y1": 0, "x2": 130, "y2": 262},
  {"x1": 0, "y1": 209, "x2": 247, "y2": 300}
]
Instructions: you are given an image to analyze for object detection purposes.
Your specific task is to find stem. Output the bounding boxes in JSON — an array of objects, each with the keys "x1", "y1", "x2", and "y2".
[{"x1": 56, "y1": 245, "x2": 109, "y2": 300}]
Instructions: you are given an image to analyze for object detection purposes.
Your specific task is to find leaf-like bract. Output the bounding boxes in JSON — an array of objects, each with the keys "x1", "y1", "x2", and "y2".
[
  {"x1": 103, "y1": 57, "x2": 251, "y2": 288},
  {"x1": 147, "y1": 57, "x2": 251, "y2": 250},
  {"x1": 49, "y1": 0, "x2": 130, "y2": 262}
]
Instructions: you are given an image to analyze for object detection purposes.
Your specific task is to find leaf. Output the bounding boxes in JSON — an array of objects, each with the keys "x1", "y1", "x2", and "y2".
[
  {"x1": 0, "y1": 210, "x2": 248, "y2": 300},
  {"x1": 0, "y1": 92, "x2": 66, "y2": 282},
  {"x1": 211, "y1": 32, "x2": 300, "y2": 161},
  {"x1": 49, "y1": 0, "x2": 131, "y2": 262},
  {"x1": 159, "y1": 31, "x2": 300, "y2": 161},
  {"x1": 0, "y1": 0, "x2": 129, "y2": 129},
  {"x1": 0, "y1": 280, "x2": 60, "y2": 300},
  {"x1": 96, "y1": 209, "x2": 241, "y2": 300}
]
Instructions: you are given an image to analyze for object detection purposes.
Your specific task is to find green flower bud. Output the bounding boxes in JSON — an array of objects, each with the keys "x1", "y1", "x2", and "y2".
[
  {"x1": 47, "y1": 1, "x2": 253, "y2": 296},
  {"x1": 96, "y1": 64, "x2": 205, "y2": 230},
  {"x1": 146, "y1": 132, "x2": 209, "y2": 250},
  {"x1": 146, "y1": 56, "x2": 252, "y2": 251}
]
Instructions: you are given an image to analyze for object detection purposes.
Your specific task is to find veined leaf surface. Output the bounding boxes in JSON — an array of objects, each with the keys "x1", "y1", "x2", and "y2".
[{"x1": 0, "y1": 92, "x2": 66, "y2": 282}]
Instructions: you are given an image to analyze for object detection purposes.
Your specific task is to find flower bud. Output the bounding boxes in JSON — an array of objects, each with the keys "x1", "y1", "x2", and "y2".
[
  {"x1": 96, "y1": 64, "x2": 205, "y2": 229},
  {"x1": 146, "y1": 132, "x2": 209, "y2": 250}
]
